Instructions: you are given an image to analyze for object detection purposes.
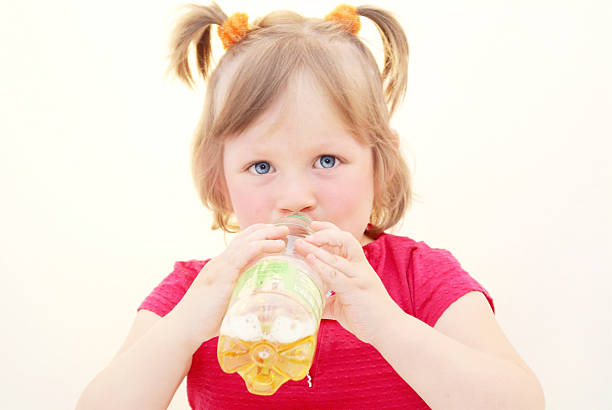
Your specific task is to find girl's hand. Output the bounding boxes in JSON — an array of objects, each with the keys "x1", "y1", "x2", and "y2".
[
  {"x1": 293, "y1": 221, "x2": 399, "y2": 345},
  {"x1": 172, "y1": 223, "x2": 290, "y2": 348}
]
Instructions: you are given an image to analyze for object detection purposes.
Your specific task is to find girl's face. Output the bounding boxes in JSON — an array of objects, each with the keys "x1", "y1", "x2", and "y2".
[{"x1": 222, "y1": 75, "x2": 375, "y2": 245}]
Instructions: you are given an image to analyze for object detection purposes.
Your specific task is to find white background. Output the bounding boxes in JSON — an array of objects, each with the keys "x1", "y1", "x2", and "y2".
[{"x1": 1, "y1": 1, "x2": 610, "y2": 408}]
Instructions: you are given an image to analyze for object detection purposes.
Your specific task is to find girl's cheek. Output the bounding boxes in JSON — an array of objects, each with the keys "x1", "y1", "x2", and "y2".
[
  {"x1": 231, "y1": 185, "x2": 274, "y2": 219},
  {"x1": 317, "y1": 182, "x2": 350, "y2": 205}
]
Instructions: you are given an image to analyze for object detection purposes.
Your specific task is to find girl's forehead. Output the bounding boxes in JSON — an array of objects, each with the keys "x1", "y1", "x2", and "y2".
[
  {"x1": 225, "y1": 72, "x2": 354, "y2": 144},
  {"x1": 222, "y1": 107, "x2": 366, "y2": 165}
]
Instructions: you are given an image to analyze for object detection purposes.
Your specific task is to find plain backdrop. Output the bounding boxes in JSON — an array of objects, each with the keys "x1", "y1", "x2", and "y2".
[{"x1": 1, "y1": 1, "x2": 610, "y2": 408}]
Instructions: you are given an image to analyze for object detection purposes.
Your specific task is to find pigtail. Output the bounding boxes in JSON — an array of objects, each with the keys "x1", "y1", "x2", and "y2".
[
  {"x1": 165, "y1": 2, "x2": 227, "y2": 88},
  {"x1": 356, "y1": 6, "x2": 409, "y2": 116}
]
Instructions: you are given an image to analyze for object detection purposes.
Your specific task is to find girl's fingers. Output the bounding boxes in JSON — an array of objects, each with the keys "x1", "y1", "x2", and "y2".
[
  {"x1": 304, "y1": 230, "x2": 342, "y2": 247},
  {"x1": 232, "y1": 238, "x2": 286, "y2": 272},
  {"x1": 244, "y1": 224, "x2": 290, "y2": 241},
  {"x1": 297, "y1": 238, "x2": 355, "y2": 278},
  {"x1": 246, "y1": 239, "x2": 287, "y2": 260},
  {"x1": 259, "y1": 224, "x2": 290, "y2": 239},
  {"x1": 310, "y1": 220, "x2": 341, "y2": 231},
  {"x1": 304, "y1": 229, "x2": 362, "y2": 261},
  {"x1": 251, "y1": 238, "x2": 287, "y2": 253},
  {"x1": 226, "y1": 225, "x2": 289, "y2": 271},
  {"x1": 305, "y1": 253, "x2": 347, "y2": 293}
]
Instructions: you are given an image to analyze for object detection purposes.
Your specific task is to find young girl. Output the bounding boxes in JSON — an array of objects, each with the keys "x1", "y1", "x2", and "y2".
[{"x1": 77, "y1": 3, "x2": 544, "y2": 409}]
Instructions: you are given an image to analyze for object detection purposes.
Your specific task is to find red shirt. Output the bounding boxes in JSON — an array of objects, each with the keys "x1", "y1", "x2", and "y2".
[{"x1": 139, "y1": 232, "x2": 494, "y2": 409}]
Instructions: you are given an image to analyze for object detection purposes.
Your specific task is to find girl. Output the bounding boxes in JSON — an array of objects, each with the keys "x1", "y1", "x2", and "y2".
[{"x1": 77, "y1": 3, "x2": 544, "y2": 409}]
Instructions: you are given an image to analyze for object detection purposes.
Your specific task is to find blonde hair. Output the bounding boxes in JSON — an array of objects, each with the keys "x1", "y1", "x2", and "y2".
[{"x1": 166, "y1": 2, "x2": 412, "y2": 237}]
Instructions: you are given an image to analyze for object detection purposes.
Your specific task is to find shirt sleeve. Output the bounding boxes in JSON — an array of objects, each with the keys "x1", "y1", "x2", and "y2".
[
  {"x1": 409, "y1": 243, "x2": 494, "y2": 328},
  {"x1": 138, "y1": 259, "x2": 210, "y2": 317}
]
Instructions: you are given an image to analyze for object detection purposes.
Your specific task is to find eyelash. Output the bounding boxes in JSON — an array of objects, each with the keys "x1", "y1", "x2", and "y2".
[{"x1": 246, "y1": 155, "x2": 340, "y2": 175}]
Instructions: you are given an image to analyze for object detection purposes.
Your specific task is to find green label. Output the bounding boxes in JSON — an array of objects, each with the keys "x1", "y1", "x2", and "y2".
[{"x1": 231, "y1": 260, "x2": 323, "y2": 320}]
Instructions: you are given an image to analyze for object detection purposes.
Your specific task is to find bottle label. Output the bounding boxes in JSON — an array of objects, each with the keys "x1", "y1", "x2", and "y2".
[{"x1": 231, "y1": 259, "x2": 323, "y2": 321}]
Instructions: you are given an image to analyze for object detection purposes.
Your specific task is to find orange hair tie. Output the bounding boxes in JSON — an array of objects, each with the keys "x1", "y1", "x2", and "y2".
[
  {"x1": 218, "y1": 12, "x2": 250, "y2": 50},
  {"x1": 324, "y1": 4, "x2": 361, "y2": 35}
]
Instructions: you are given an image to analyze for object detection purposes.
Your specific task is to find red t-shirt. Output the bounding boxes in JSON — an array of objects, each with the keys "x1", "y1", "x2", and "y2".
[{"x1": 139, "y1": 232, "x2": 494, "y2": 409}]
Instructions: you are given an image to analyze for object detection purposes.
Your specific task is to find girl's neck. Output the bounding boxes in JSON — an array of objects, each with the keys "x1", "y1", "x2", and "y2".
[{"x1": 360, "y1": 234, "x2": 375, "y2": 246}]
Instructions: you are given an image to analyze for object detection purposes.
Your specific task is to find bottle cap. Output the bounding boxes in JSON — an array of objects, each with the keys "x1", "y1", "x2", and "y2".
[{"x1": 286, "y1": 214, "x2": 311, "y2": 223}]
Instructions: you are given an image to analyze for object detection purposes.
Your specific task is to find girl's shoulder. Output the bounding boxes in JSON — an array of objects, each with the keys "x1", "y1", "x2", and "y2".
[
  {"x1": 368, "y1": 232, "x2": 494, "y2": 326},
  {"x1": 364, "y1": 231, "x2": 455, "y2": 266},
  {"x1": 138, "y1": 258, "x2": 211, "y2": 317}
]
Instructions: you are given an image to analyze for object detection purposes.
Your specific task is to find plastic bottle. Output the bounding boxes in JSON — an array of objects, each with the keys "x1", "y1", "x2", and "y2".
[{"x1": 217, "y1": 214, "x2": 326, "y2": 395}]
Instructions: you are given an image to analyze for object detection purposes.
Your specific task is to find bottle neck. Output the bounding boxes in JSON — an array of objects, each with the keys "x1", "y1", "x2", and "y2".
[
  {"x1": 284, "y1": 235, "x2": 300, "y2": 256},
  {"x1": 275, "y1": 214, "x2": 313, "y2": 238}
]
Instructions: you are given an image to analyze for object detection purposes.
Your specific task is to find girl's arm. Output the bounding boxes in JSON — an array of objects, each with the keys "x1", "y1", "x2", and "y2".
[
  {"x1": 371, "y1": 291, "x2": 545, "y2": 410},
  {"x1": 77, "y1": 223, "x2": 290, "y2": 409},
  {"x1": 294, "y1": 223, "x2": 545, "y2": 410},
  {"x1": 76, "y1": 308, "x2": 197, "y2": 410}
]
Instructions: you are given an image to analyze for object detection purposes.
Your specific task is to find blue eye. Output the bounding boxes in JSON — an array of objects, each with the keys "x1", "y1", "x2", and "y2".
[
  {"x1": 317, "y1": 155, "x2": 337, "y2": 169},
  {"x1": 249, "y1": 161, "x2": 271, "y2": 174}
]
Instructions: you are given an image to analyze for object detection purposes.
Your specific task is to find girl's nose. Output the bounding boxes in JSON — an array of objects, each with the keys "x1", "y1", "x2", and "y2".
[{"x1": 276, "y1": 175, "x2": 316, "y2": 215}]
